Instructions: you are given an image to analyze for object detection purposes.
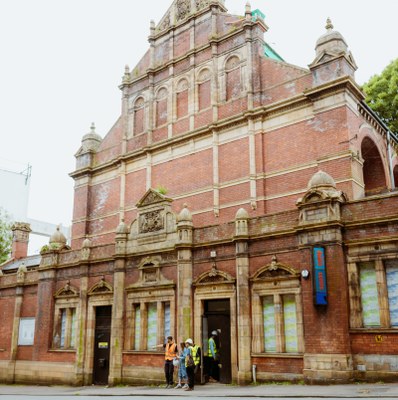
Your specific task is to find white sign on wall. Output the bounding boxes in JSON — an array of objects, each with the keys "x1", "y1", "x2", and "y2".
[{"x1": 18, "y1": 318, "x2": 36, "y2": 346}]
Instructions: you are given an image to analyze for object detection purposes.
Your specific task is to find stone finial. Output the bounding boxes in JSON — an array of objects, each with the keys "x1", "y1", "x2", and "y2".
[
  {"x1": 17, "y1": 262, "x2": 27, "y2": 283},
  {"x1": 177, "y1": 204, "x2": 193, "y2": 223},
  {"x1": 150, "y1": 19, "x2": 155, "y2": 34},
  {"x1": 116, "y1": 219, "x2": 129, "y2": 234},
  {"x1": 235, "y1": 208, "x2": 249, "y2": 220},
  {"x1": 245, "y1": 2, "x2": 252, "y2": 19},
  {"x1": 235, "y1": 208, "x2": 249, "y2": 237},
  {"x1": 49, "y1": 226, "x2": 67, "y2": 249},
  {"x1": 325, "y1": 17, "x2": 334, "y2": 31},
  {"x1": 81, "y1": 123, "x2": 102, "y2": 152},
  {"x1": 307, "y1": 170, "x2": 336, "y2": 190}
]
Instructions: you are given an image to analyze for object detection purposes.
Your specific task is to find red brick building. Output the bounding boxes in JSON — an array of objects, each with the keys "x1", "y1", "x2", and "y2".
[{"x1": 1, "y1": 0, "x2": 398, "y2": 386}]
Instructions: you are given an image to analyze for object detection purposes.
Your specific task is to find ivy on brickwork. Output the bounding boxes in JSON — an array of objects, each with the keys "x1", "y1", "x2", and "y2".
[
  {"x1": 363, "y1": 58, "x2": 398, "y2": 134},
  {"x1": 0, "y1": 207, "x2": 12, "y2": 264}
]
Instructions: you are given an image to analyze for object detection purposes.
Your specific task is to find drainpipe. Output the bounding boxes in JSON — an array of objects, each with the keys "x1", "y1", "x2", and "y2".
[{"x1": 252, "y1": 364, "x2": 257, "y2": 384}]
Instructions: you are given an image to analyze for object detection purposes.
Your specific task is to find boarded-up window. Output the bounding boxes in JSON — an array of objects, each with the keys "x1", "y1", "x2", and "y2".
[
  {"x1": 134, "y1": 97, "x2": 145, "y2": 134},
  {"x1": 156, "y1": 88, "x2": 168, "y2": 127},
  {"x1": 176, "y1": 79, "x2": 189, "y2": 119},
  {"x1": 225, "y1": 56, "x2": 241, "y2": 101},
  {"x1": 359, "y1": 262, "x2": 381, "y2": 327},
  {"x1": 198, "y1": 69, "x2": 211, "y2": 110},
  {"x1": 386, "y1": 260, "x2": 398, "y2": 327}
]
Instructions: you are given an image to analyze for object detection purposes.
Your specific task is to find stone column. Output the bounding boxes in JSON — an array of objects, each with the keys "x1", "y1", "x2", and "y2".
[
  {"x1": 234, "y1": 208, "x2": 252, "y2": 384},
  {"x1": 109, "y1": 222, "x2": 128, "y2": 386},
  {"x1": 176, "y1": 206, "x2": 194, "y2": 341}
]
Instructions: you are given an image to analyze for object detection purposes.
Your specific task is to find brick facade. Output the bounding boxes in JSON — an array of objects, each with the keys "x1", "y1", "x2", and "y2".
[{"x1": 1, "y1": 0, "x2": 397, "y2": 386}]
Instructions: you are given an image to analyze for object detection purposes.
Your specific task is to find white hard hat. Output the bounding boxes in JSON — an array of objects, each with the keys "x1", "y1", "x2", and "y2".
[
  {"x1": 185, "y1": 338, "x2": 193, "y2": 345},
  {"x1": 211, "y1": 330, "x2": 218, "y2": 336}
]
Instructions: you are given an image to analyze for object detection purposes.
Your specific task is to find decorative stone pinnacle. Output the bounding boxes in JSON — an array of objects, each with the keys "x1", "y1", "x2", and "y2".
[
  {"x1": 150, "y1": 20, "x2": 155, "y2": 32},
  {"x1": 245, "y1": 2, "x2": 251, "y2": 14},
  {"x1": 183, "y1": 203, "x2": 188, "y2": 208},
  {"x1": 90, "y1": 122, "x2": 96, "y2": 132},
  {"x1": 326, "y1": 17, "x2": 334, "y2": 31},
  {"x1": 124, "y1": 65, "x2": 130, "y2": 74}
]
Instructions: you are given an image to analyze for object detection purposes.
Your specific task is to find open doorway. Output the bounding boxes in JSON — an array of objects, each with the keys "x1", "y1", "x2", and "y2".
[
  {"x1": 93, "y1": 306, "x2": 112, "y2": 385},
  {"x1": 202, "y1": 299, "x2": 231, "y2": 384}
]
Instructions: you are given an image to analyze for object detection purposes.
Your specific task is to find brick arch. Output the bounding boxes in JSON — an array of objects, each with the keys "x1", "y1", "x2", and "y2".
[
  {"x1": 155, "y1": 87, "x2": 168, "y2": 127},
  {"x1": 361, "y1": 136, "x2": 387, "y2": 196},
  {"x1": 224, "y1": 55, "x2": 241, "y2": 101},
  {"x1": 133, "y1": 96, "x2": 145, "y2": 134},
  {"x1": 176, "y1": 78, "x2": 189, "y2": 119},
  {"x1": 197, "y1": 68, "x2": 211, "y2": 111}
]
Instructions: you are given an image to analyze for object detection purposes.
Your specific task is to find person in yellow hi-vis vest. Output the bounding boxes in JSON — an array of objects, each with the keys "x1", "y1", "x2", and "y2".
[{"x1": 208, "y1": 330, "x2": 219, "y2": 382}]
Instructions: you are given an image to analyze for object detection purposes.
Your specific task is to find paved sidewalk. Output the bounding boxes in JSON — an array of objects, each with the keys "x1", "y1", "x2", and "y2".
[{"x1": 0, "y1": 382, "x2": 398, "y2": 398}]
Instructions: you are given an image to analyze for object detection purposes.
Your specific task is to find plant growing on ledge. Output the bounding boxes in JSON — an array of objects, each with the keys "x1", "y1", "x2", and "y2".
[{"x1": 155, "y1": 185, "x2": 168, "y2": 195}]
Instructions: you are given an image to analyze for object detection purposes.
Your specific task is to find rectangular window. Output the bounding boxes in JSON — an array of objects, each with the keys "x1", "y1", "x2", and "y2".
[
  {"x1": 263, "y1": 296, "x2": 277, "y2": 352},
  {"x1": 54, "y1": 307, "x2": 77, "y2": 349},
  {"x1": 359, "y1": 262, "x2": 381, "y2": 327},
  {"x1": 386, "y1": 261, "x2": 398, "y2": 327},
  {"x1": 262, "y1": 295, "x2": 299, "y2": 353},
  {"x1": 134, "y1": 304, "x2": 141, "y2": 350},
  {"x1": 164, "y1": 302, "x2": 171, "y2": 339},
  {"x1": 60, "y1": 309, "x2": 67, "y2": 348},
  {"x1": 131, "y1": 301, "x2": 171, "y2": 351},
  {"x1": 147, "y1": 303, "x2": 157, "y2": 350},
  {"x1": 283, "y1": 295, "x2": 298, "y2": 353}
]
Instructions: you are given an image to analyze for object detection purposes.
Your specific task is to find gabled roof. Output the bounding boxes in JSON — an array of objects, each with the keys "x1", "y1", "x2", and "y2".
[
  {"x1": 1, "y1": 254, "x2": 41, "y2": 273},
  {"x1": 155, "y1": 0, "x2": 227, "y2": 34}
]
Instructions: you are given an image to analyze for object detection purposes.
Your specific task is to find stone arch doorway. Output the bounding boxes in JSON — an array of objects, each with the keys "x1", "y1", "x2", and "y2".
[
  {"x1": 193, "y1": 268, "x2": 237, "y2": 384},
  {"x1": 361, "y1": 137, "x2": 387, "y2": 195}
]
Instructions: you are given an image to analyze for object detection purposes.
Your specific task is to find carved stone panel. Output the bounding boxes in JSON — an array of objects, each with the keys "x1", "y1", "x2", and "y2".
[
  {"x1": 139, "y1": 210, "x2": 164, "y2": 233},
  {"x1": 176, "y1": 0, "x2": 191, "y2": 21}
]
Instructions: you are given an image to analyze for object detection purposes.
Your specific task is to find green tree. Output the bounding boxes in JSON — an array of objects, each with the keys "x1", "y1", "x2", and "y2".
[
  {"x1": 0, "y1": 208, "x2": 12, "y2": 264},
  {"x1": 363, "y1": 58, "x2": 398, "y2": 133}
]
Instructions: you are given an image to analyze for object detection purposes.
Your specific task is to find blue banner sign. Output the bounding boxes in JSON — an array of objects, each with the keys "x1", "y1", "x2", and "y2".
[{"x1": 313, "y1": 247, "x2": 328, "y2": 305}]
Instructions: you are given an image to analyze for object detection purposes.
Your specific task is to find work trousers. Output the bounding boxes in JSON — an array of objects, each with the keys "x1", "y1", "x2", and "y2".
[
  {"x1": 186, "y1": 365, "x2": 195, "y2": 389},
  {"x1": 164, "y1": 359, "x2": 174, "y2": 385}
]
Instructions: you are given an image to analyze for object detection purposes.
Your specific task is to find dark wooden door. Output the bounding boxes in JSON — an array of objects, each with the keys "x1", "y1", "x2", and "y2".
[
  {"x1": 204, "y1": 299, "x2": 232, "y2": 384},
  {"x1": 93, "y1": 306, "x2": 112, "y2": 385}
]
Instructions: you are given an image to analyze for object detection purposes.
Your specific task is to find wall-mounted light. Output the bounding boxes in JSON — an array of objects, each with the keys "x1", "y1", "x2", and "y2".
[{"x1": 301, "y1": 269, "x2": 310, "y2": 279}]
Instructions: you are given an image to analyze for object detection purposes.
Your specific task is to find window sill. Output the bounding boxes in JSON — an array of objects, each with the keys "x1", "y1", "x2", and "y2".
[
  {"x1": 0, "y1": 349, "x2": 5, "y2": 352},
  {"x1": 123, "y1": 350, "x2": 164, "y2": 355},
  {"x1": 350, "y1": 328, "x2": 398, "y2": 333},
  {"x1": 251, "y1": 352, "x2": 303, "y2": 359},
  {"x1": 48, "y1": 349, "x2": 76, "y2": 353}
]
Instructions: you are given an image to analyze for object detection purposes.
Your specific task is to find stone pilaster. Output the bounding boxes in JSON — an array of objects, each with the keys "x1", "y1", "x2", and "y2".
[
  {"x1": 75, "y1": 264, "x2": 89, "y2": 385},
  {"x1": 176, "y1": 205, "x2": 194, "y2": 341},
  {"x1": 8, "y1": 285, "x2": 23, "y2": 383},
  {"x1": 234, "y1": 208, "x2": 252, "y2": 384},
  {"x1": 109, "y1": 222, "x2": 128, "y2": 386}
]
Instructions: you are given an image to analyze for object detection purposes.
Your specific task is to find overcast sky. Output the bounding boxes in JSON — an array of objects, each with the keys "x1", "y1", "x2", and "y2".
[{"x1": 0, "y1": 0, "x2": 397, "y2": 239}]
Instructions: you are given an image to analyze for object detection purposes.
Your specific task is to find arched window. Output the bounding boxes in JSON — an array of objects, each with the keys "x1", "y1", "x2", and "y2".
[
  {"x1": 197, "y1": 69, "x2": 211, "y2": 111},
  {"x1": 176, "y1": 79, "x2": 189, "y2": 119},
  {"x1": 361, "y1": 137, "x2": 387, "y2": 196},
  {"x1": 133, "y1": 97, "x2": 145, "y2": 135},
  {"x1": 225, "y1": 55, "x2": 241, "y2": 101},
  {"x1": 156, "y1": 87, "x2": 168, "y2": 127}
]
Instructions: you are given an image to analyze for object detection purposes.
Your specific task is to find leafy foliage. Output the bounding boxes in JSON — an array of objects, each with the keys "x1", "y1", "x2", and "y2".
[
  {"x1": 363, "y1": 58, "x2": 398, "y2": 133},
  {"x1": 0, "y1": 208, "x2": 12, "y2": 264}
]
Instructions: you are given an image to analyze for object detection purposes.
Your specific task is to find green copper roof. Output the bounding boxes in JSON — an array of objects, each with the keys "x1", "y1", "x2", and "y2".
[{"x1": 264, "y1": 43, "x2": 284, "y2": 62}]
